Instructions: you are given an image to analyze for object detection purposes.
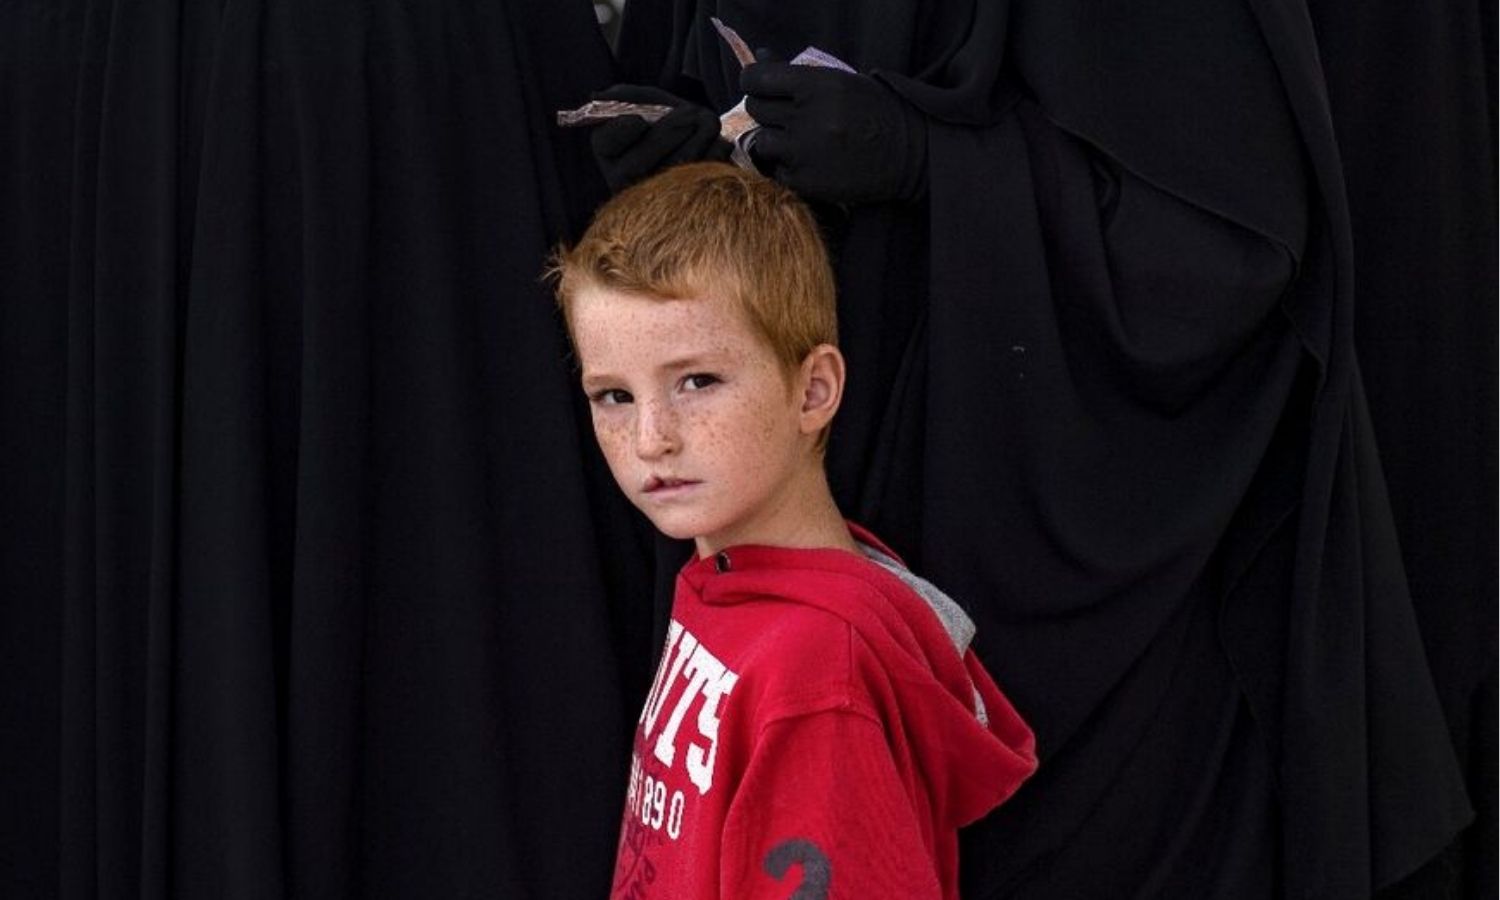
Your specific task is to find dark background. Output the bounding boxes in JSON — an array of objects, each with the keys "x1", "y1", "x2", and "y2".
[
  {"x1": 1311, "y1": 1, "x2": 1496, "y2": 895},
  {"x1": 1, "y1": 0, "x2": 1493, "y2": 897}
]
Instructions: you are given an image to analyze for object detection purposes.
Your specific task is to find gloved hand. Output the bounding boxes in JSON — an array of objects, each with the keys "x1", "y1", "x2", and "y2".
[
  {"x1": 740, "y1": 57, "x2": 928, "y2": 204},
  {"x1": 588, "y1": 84, "x2": 732, "y2": 192}
]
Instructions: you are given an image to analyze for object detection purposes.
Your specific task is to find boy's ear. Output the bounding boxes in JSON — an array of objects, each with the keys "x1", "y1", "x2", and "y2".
[{"x1": 797, "y1": 344, "x2": 845, "y2": 434}]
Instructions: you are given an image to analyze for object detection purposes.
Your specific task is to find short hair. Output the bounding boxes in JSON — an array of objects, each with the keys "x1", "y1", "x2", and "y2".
[{"x1": 549, "y1": 162, "x2": 837, "y2": 372}]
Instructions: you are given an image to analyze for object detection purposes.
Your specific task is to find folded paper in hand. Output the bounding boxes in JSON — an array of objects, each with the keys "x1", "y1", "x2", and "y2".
[{"x1": 554, "y1": 18, "x2": 853, "y2": 171}]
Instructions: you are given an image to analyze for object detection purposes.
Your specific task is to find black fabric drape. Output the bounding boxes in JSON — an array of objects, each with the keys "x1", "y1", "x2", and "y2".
[
  {"x1": 3, "y1": 0, "x2": 1493, "y2": 896},
  {"x1": 1306, "y1": 0, "x2": 1498, "y2": 895},
  {"x1": 1, "y1": 1, "x2": 656, "y2": 897},
  {"x1": 614, "y1": 0, "x2": 1487, "y2": 897}
]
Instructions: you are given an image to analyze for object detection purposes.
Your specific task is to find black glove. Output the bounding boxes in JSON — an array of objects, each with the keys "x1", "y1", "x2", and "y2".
[
  {"x1": 588, "y1": 85, "x2": 732, "y2": 192},
  {"x1": 740, "y1": 57, "x2": 927, "y2": 204}
]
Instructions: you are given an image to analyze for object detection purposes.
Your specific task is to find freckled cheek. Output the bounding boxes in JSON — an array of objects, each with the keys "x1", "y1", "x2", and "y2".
[
  {"x1": 590, "y1": 416, "x2": 632, "y2": 463},
  {"x1": 690, "y1": 407, "x2": 778, "y2": 473},
  {"x1": 680, "y1": 407, "x2": 743, "y2": 458},
  {"x1": 678, "y1": 409, "x2": 713, "y2": 445},
  {"x1": 742, "y1": 396, "x2": 787, "y2": 443}
]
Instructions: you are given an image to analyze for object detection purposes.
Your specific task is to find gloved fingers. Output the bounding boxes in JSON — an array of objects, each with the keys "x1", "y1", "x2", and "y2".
[
  {"x1": 773, "y1": 165, "x2": 819, "y2": 197},
  {"x1": 598, "y1": 103, "x2": 712, "y2": 156},
  {"x1": 595, "y1": 101, "x2": 731, "y2": 188},
  {"x1": 742, "y1": 93, "x2": 797, "y2": 129},
  {"x1": 704, "y1": 138, "x2": 734, "y2": 163},
  {"x1": 592, "y1": 114, "x2": 700, "y2": 189},
  {"x1": 667, "y1": 117, "x2": 727, "y2": 166},
  {"x1": 591, "y1": 83, "x2": 686, "y2": 106},
  {"x1": 657, "y1": 103, "x2": 722, "y2": 148},
  {"x1": 740, "y1": 60, "x2": 805, "y2": 100},
  {"x1": 590, "y1": 115, "x2": 653, "y2": 160},
  {"x1": 747, "y1": 127, "x2": 798, "y2": 170}
]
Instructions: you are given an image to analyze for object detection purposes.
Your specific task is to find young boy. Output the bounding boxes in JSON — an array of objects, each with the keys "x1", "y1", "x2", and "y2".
[{"x1": 551, "y1": 162, "x2": 1036, "y2": 899}]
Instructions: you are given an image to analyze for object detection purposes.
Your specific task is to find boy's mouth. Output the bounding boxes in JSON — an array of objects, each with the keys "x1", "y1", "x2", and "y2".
[{"x1": 642, "y1": 475, "x2": 701, "y2": 494}]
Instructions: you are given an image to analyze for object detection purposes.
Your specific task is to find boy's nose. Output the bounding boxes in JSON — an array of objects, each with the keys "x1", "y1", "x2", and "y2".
[{"x1": 634, "y1": 401, "x2": 679, "y2": 459}]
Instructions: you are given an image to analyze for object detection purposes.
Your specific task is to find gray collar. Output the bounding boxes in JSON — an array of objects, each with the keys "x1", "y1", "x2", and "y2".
[
  {"x1": 857, "y1": 541, "x2": 987, "y2": 725},
  {"x1": 857, "y1": 542, "x2": 978, "y2": 657}
]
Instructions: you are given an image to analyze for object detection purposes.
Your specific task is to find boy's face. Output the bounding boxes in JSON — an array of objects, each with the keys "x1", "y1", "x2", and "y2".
[{"x1": 571, "y1": 285, "x2": 817, "y2": 556}]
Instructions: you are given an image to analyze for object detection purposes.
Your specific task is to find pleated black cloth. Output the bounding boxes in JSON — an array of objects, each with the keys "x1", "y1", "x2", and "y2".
[
  {"x1": 615, "y1": 0, "x2": 1483, "y2": 896},
  {"x1": 1306, "y1": 0, "x2": 1498, "y2": 895},
  {"x1": 0, "y1": 1, "x2": 656, "y2": 897}
]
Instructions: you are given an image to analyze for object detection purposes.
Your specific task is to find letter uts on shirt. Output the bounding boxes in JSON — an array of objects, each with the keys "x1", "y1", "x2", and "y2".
[{"x1": 640, "y1": 621, "x2": 740, "y2": 795}]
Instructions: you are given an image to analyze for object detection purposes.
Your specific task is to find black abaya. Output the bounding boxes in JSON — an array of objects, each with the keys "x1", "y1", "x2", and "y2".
[{"x1": 0, "y1": 1, "x2": 654, "y2": 896}]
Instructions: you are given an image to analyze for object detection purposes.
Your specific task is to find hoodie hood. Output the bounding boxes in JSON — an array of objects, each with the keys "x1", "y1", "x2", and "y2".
[{"x1": 679, "y1": 523, "x2": 1037, "y2": 828}]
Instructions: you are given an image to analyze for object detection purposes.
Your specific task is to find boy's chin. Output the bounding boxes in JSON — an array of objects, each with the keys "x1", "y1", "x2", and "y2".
[
  {"x1": 639, "y1": 512, "x2": 702, "y2": 543},
  {"x1": 652, "y1": 522, "x2": 702, "y2": 543}
]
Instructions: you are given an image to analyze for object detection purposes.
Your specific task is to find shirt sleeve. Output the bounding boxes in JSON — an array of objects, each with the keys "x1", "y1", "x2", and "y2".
[{"x1": 718, "y1": 708, "x2": 944, "y2": 900}]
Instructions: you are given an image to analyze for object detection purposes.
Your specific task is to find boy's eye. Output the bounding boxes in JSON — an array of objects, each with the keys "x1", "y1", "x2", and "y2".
[
  {"x1": 682, "y1": 373, "x2": 720, "y2": 391},
  {"x1": 590, "y1": 388, "x2": 633, "y2": 406}
]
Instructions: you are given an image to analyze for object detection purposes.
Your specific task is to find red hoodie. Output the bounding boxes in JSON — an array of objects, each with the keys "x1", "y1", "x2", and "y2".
[{"x1": 611, "y1": 524, "x2": 1036, "y2": 899}]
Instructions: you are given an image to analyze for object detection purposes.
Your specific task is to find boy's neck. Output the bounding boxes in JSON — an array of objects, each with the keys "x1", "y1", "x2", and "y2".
[{"x1": 694, "y1": 463, "x2": 858, "y2": 558}]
